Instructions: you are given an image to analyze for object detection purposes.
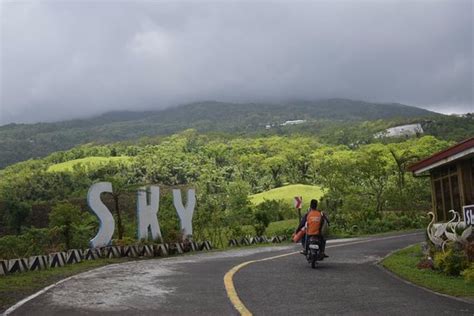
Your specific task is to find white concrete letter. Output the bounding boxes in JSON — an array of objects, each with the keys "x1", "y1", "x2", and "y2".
[
  {"x1": 137, "y1": 186, "x2": 162, "y2": 241},
  {"x1": 173, "y1": 189, "x2": 196, "y2": 238},
  {"x1": 87, "y1": 182, "x2": 115, "y2": 248}
]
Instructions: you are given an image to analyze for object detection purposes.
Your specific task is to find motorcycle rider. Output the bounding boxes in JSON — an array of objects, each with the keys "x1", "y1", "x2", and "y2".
[{"x1": 295, "y1": 199, "x2": 329, "y2": 258}]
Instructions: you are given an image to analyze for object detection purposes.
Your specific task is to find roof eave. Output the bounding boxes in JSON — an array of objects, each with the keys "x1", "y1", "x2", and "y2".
[{"x1": 413, "y1": 147, "x2": 474, "y2": 175}]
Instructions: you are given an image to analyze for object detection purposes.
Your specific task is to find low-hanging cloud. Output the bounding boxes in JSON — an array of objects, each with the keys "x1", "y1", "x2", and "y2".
[{"x1": 0, "y1": 0, "x2": 472, "y2": 124}]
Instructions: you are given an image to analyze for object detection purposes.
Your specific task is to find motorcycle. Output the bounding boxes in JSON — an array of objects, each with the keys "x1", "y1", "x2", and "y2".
[
  {"x1": 305, "y1": 235, "x2": 321, "y2": 269},
  {"x1": 293, "y1": 230, "x2": 323, "y2": 269}
]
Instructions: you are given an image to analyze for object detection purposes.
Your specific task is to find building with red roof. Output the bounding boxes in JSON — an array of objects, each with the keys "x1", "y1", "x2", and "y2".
[{"x1": 408, "y1": 137, "x2": 474, "y2": 222}]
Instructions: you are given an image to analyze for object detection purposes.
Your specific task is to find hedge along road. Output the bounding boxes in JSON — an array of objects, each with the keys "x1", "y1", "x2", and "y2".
[{"x1": 5, "y1": 232, "x2": 473, "y2": 315}]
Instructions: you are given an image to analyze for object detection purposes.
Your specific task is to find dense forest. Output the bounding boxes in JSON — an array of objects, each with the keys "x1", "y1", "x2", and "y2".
[{"x1": 3, "y1": 99, "x2": 472, "y2": 168}]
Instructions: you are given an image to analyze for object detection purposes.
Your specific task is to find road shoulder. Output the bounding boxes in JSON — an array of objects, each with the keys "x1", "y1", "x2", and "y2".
[{"x1": 379, "y1": 243, "x2": 474, "y2": 303}]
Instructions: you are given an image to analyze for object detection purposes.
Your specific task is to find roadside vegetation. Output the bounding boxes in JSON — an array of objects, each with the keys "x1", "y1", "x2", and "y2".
[
  {"x1": 382, "y1": 244, "x2": 474, "y2": 297},
  {"x1": 0, "y1": 131, "x2": 449, "y2": 256}
]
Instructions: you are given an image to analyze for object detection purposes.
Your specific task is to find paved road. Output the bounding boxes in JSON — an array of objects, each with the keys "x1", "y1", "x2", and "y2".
[{"x1": 6, "y1": 231, "x2": 474, "y2": 315}]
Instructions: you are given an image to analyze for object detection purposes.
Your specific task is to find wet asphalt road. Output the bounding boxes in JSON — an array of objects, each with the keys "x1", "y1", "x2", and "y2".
[{"x1": 6, "y1": 231, "x2": 474, "y2": 315}]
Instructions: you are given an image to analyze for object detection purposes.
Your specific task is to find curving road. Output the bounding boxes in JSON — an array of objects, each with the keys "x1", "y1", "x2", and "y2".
[{"x1": 6, "y1": 231, "x2": 474, "y2": 315}]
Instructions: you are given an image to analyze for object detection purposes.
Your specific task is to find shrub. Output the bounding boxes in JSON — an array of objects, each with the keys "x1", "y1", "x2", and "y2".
[
  {"x1": 324, "y1": 209, "x2": 426, "y2": 236},
  {"x1": 265, "y1": 219, "x2": 298, "y2": 239},
  {"x1": 0, "y1": 235, "x2": 26, "y2": 259},
  {"x1": 240, "y1": 225, "x2": 256, "y2": 236},
  {"x1": 253, "y1": 209, "x2": 271, "y2": 236},
  {"x1": 463, "y1": 242, "x2": 474, "y2": 262},
  {"x1": 434, "y1": 246, "x2": 469, "y2": 276},
  {"x1": 254, "y1": 200, "x2": 280, "y2": 222},
  {"x1": 22, "y1": 227, "x2": 52, "y2": 255},
  {"x1": 113, "y1": 237, "x2": 136, "y2": 247},
  {"x1": 123, "y1": 218, "x2": 138, "y2": 240},
  {"x1": 0, "y1": 228, "x2": 51, "y2": 259},
  {"x1": 158, "y1": 194, "x2": 181, "y2": 242},
  {"x1": 461, "y1": 264, "x2": 474, "y2": 283},
  {"x1": 254, "y1": 199, "x2": 295, "y2": 222}
]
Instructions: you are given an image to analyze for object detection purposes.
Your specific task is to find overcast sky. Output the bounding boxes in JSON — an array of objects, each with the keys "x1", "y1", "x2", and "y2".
[{"x1": 0, "y1": 0, "x2": 472, "y2": 125}]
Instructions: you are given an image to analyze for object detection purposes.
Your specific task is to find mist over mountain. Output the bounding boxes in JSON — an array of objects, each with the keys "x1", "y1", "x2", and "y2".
[
  {"x1": 0, "y1": 99, "x2": 447, "y2": 168},
  {"x1": 1, "y1": 1, "x2": 472, "y2": 124}
]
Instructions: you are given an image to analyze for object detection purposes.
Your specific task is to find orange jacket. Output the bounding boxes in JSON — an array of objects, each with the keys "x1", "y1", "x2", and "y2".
[{"x1": 306, "y1": 209, "x2": 322, "y2": 235}]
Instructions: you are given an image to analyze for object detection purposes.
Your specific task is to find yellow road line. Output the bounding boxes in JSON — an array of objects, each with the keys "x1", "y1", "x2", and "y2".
[
  {"x1": 223, "y1": 252, "x2": 298, "y2": 316},
  {"x1": 223, "y1": 232, "x2": 422, "y2": 315}
]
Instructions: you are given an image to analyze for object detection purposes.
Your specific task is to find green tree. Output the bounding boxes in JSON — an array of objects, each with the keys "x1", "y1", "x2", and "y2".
[
  {"x1": 263, "y1": 155, "x2": 287, "y2": 188},
  {"x1": 5, "y1": 200, "x2": 30, "y2": 235},
  {"x1": 226, "y1": 181, "x2": 254, "y2": 225},
  {"x1": 49, "y1": 202, "x2": 82, "y2": 249}
]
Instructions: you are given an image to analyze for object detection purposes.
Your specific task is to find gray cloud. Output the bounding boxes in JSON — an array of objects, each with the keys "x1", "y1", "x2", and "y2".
[{"x1": 0, "y1": 0, "x2": 472, "y2": 124}]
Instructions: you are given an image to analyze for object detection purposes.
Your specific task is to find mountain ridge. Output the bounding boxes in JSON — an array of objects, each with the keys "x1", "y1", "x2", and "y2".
[{"x1": 0, "y1": 99, "x2": 441, "y2": 168}]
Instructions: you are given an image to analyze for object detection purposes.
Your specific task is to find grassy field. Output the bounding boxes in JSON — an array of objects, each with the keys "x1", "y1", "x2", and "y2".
[
  {"x1": 48, "y1": 156, "x2": 132, "y2": 172},
  {"x1": 382, "y1": 244, "x2": 474, "y2": 297},
  {"x1": 250, "y1": 184, "x2": 324, "y2": 206},
  {"x1": 0, "y1": 257, "x2": 135, "y2": 312}
]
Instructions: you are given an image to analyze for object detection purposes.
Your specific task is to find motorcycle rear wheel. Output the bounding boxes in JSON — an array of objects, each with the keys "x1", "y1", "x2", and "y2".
[{"x1": 311, "y1": 256, "x2": 317, "y2": 269}]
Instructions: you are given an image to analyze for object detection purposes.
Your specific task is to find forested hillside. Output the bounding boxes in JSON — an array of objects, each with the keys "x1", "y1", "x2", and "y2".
[
  {"x1": 0, "y1": 129, "x2": 452, "y2": 255},
  {"x1": 0, "y1": 99, "x2": 448, "y2": 168}
]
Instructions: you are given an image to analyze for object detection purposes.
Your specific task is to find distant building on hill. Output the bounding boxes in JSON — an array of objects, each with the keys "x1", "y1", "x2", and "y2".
[
  {"x1": 264, "y1": 119, "x2": 307, "y2": 129},
  {"x1": 281, "y1": 120, "x2": 306, "y2": 126},
  {"x1": 375, "y1": 123, "x2": 423, "y2": 138}
]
